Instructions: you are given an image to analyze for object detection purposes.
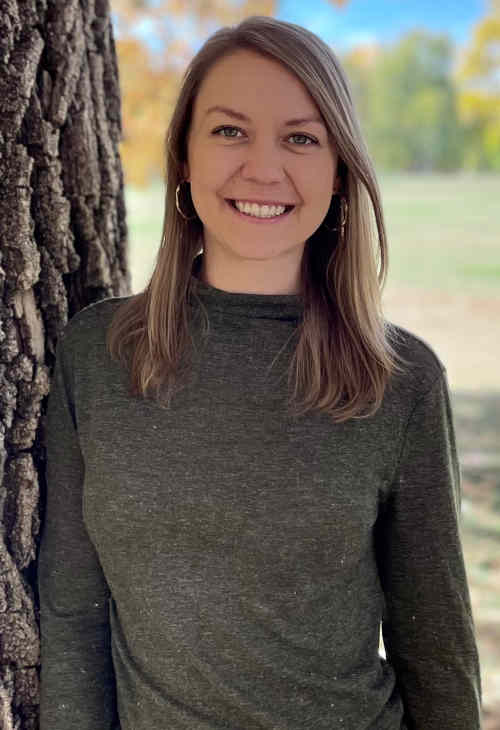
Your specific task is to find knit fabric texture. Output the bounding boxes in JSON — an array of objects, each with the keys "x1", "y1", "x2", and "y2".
[{"x1": 38, "y1": 265, "x2": 483, "y2": 729}]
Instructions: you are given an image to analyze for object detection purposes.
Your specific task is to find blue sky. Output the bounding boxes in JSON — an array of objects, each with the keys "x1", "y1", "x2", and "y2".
[
  {"x1": 276, "y1": 0, "x2": 486, "y2": 52},
  {"x1": 114, "y1": 0, "x2": 488, "y2": 62}
]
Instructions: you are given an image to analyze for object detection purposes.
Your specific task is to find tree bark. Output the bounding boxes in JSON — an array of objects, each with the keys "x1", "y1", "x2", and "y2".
[{"x1": 0, "y1": 0, "x2": 129, "y2": 726}]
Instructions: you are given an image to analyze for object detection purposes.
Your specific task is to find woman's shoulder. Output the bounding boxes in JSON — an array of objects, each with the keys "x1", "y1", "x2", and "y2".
[
  {"x1": 385, "y1": 320, "x2": 447, "y2": 401},
  {"x1": 60, "y1": 294, "x2": 136, "y2": 349}
]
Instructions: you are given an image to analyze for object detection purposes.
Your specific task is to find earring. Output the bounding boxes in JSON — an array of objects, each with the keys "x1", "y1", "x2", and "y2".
[
  {"x1": 175, "y1": 180, "x2": 198, "y2": 221},
  {"x1": 323, "y1": 194, "x2": 348, "y2": 240}
]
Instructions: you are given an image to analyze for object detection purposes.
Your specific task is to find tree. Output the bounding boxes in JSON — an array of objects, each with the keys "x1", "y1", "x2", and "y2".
[
  {"x1": 0, "y1": 0, "x2": 129, "y2": 727},
  {"x1": 348, "y1": 30, "x2": 464, "y2": 172},
  {"x1": 454, "y1": 0, "x2": 500, "y2": 170}
]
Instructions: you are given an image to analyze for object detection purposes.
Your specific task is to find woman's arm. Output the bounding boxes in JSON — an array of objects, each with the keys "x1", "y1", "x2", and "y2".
[
  {"x1": 375, "y1": 369, "x2": 483, "y2": 729},
  {"x1": 38, "y1": 326, "x2": 120, "y2": 729}
]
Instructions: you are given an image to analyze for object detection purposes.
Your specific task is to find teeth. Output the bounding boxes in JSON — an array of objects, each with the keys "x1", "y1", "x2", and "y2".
[{"x1": 234, "y1": 200, "x2": 287, "y2": 218}]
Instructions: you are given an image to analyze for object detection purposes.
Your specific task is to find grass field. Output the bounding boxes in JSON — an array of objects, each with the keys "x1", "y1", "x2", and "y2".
[{"x1": 124, "y1": 173, "x2": 500, "y2": 723}]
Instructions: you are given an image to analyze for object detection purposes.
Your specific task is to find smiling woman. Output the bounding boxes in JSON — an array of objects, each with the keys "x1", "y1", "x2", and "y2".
[
  {"x1": 38, "y1": 14, "x2": 483, "y2": 730},
  {"x1": 179, "y1": 47, "x2": 341, "y2": 292}
]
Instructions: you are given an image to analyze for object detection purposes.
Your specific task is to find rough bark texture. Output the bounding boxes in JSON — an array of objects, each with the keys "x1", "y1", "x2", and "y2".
[{"x1": 0, "y1": 0, "x2": 130, "y2": 726}]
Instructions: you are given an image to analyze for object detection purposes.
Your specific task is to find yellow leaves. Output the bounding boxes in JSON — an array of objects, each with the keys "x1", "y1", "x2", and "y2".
[
  {"x1": 456, "y1": 17, "x2": 500, "y2": 81},
  {"x1": 343, "y1": 44, "x2": 380, "y2": 69},
  {"x1": 116, "y1": 37, "x2": 182, "y2": 186},
  {"x1": 453, "y1": 6, "x2": 500, "y2": 168},
  {"x1": 239, "y1": 0, "x2": 276, "y2": 18},
  {"x1": 458, "y1": 90, "x2": 499, "y2": 124},
  {"x1": 484, "y1": 117, "x2": 500, "y2": 143}
]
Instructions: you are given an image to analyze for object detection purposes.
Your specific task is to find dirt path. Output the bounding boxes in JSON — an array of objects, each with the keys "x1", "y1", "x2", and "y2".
[{"x1": 382, "y1": 286, "x2": 500, "y2": 392}]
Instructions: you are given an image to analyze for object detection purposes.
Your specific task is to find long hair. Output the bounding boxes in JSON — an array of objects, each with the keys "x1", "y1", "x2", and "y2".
[{"x1": 106, "y1": 15, "x2": 405, "y2": 422}]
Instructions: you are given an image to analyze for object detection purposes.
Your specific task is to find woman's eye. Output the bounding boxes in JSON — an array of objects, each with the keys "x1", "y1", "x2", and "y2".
[
  {"x1": 288, "y1": 133, "x2": 317, "y2": 145},
  {"x1": 212, "y1": 126, "x2": 317, "y2": 145},
  {"x1": 215, "y1": 126, "x2": 242, "y2": 139}
]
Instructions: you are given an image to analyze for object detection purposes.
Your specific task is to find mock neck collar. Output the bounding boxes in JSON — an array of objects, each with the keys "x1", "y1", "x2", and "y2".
[{"x1": 188, "y1": 254, "x2": 303, "y2": 321}]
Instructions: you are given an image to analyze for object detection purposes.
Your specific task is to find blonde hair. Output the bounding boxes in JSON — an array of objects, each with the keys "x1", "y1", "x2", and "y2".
[{"x1": 107, "y1": 15, "x2": 405, "y2": 422}]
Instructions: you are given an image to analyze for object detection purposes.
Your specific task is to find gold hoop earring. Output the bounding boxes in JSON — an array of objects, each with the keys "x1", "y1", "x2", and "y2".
[
  {"x1": 323, "y1": 194, "x2": 348, "y2": 239},
  {"x1": 175, "y1": 180, "x2": 198, "y2": 221}
]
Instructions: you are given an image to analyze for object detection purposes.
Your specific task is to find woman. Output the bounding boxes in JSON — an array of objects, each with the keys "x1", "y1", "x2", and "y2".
[{"x1": 38, "y1": 15, "x2": 483, "y2": 730}]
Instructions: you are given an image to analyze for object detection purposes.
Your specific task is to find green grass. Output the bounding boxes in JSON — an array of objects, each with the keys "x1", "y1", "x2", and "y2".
[{"x1": 378, "y1": 172, "x2": 500, "y2": 294}]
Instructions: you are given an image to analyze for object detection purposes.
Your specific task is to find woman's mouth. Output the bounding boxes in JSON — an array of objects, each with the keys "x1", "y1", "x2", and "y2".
[{"x1": 225, "y1": 199, "x2": 295, "y2": 223}]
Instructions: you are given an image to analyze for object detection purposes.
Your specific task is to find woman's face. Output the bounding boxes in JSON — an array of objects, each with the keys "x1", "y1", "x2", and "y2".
[{"x1": 183, "y1": 48, "x2": 339, "y2": 292}]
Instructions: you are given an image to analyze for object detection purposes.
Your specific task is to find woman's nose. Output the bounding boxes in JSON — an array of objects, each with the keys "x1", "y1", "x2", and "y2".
[{"x1": 239, "y1": 141, "x2": 287, "y2": 183}]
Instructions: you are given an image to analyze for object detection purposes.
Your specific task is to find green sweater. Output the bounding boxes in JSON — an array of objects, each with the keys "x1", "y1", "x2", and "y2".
[{"x1": 38, "y1": 268, "x2": 483, "y2": 729}]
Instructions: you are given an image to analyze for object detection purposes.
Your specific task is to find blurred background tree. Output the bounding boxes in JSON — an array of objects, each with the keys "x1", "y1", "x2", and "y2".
[
  {"x1": 455, "y1": 0, "x2": 500, "y2": 170},
  {"x1": 344, "y1": 31, "x2": 464, "y2": 172}
]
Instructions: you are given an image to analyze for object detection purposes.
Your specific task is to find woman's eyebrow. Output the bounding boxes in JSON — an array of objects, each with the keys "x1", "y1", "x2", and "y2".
[{"x1": 204, "y1": 105, "x2": 326, "y2": 127}]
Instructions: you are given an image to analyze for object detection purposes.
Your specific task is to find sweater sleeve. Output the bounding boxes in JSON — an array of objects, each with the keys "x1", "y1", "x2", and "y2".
[
  {"x1": 375, "y1": 368, "x2": 483, "y2": 729},
  {"x1": 37, "y1": 326, "x2": 120, "y2": 730}
]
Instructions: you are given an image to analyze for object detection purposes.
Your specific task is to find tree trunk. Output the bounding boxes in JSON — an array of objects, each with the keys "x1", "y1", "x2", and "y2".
[{"x1": 0, "y1": 0, "x2": 130, "y2": 726}]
